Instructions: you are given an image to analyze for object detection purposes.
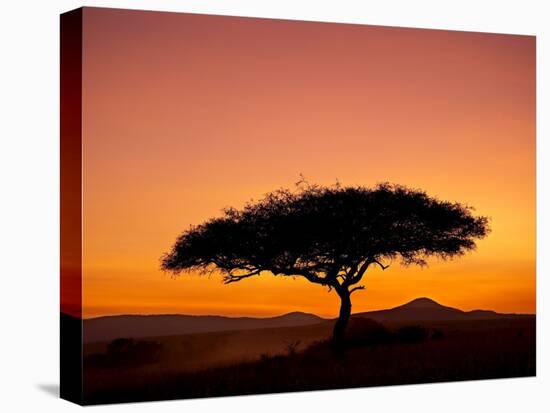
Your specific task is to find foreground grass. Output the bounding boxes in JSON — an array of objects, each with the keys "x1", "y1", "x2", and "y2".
[{"x1": 83, "y1": 318, "x2": 535, "y2": 405}]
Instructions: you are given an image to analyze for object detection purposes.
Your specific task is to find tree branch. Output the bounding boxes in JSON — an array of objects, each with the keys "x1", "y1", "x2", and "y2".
[
  {"x1": 343, "y1": 258, "x2": 372, "y2": 287},
  {"x1": 274, "y1": 266, "x2": 329, "y2": 286},
  {"x1": 350, "y1": 285, "x2": 365, "y2": 294},
  {"x1": 346, "y1": 262, "x2": 359, "y2": 277},
  {"x1": 343, "y1": 257, "x2": 389, "y2": 287},
  {"x1": 373, "y1": 259, "x2": 389, "y2": 270},
  {"x1": 223, "y1": 269, "x2": 262, "y2": 284}
]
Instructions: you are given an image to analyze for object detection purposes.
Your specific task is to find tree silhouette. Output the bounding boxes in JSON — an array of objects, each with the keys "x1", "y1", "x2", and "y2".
[{"x1": 161, "y1": 183, "x2": 490, "y2": 348}]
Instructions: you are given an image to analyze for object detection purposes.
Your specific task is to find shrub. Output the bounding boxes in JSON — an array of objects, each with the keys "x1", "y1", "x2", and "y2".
[
  {"x1": 345, "y1": 318, "x2": 392, "y2": 347},
  {"x1": 394, "y1": 326, "x2": 429, "y2": 343},
  {"x1": 104, "y1": 338, "x2": 163, "y2": 366},
  {"x1": 431, "y1": 329, "x2": 444, "y2": 340},
  {"x1": 285, "y1": 340, "x2": 302, "y2": 357}
]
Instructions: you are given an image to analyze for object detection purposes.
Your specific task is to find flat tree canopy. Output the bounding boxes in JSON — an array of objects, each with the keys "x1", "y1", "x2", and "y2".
[{"x1": 162, "y1": 182, "x2": 490, "y2": 346}]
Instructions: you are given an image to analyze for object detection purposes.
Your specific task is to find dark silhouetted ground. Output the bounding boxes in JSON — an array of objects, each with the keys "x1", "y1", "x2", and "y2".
[{"x1": 83, "y1": 315, "x2": 535, "y2": 404}]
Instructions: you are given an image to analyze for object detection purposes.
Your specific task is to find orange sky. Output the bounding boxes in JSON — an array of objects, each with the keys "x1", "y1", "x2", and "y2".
[{"x1": 80, "y1": 7, "x2": 535, "y2": 319}]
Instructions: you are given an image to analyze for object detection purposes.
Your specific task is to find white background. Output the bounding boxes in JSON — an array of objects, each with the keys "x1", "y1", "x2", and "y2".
[{"x1": 0, "y1": 0, "x2": 548, "y2": 411}]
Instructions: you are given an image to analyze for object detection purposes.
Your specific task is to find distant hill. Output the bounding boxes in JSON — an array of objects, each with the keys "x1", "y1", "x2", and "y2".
[
  {"x1": 83, "y1": 311, "x2": 325, "y2": 343},
  {"x1": 354, "y1": 297, "x2": 531, "y2": 322},
  {"x1": 83, "y1": 297, "x2": 533, "y2": 343}
]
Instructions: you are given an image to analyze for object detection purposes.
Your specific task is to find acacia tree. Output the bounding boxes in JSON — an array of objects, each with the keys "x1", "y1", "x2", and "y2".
[{"x1": 161, "y1": 183, "x2": 489, "y2": 348}]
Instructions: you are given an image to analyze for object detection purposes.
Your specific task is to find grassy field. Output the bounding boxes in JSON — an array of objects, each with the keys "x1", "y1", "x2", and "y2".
[{"x1": 82, "y1": 317, "x2": 535, "y2": 404}]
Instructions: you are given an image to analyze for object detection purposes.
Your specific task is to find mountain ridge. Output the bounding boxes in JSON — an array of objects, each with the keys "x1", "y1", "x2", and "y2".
[
  {"x1": 86, "y1": 310, "x2": 323, "y2": 322},
  {"x1": 354, "y1": 297, "x2": 532, "y2": 322},
  {"x1": 83, "y1": 298, "x2": 533, "y2": 343},
  {"x1": 83, "y1": 311, "x2": 325, "y2": 343}
]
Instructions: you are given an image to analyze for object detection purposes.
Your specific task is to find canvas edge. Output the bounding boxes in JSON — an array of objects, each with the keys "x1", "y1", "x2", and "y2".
[{"x1": 60, "y1": 7, "x2": 84, "y2": 406}]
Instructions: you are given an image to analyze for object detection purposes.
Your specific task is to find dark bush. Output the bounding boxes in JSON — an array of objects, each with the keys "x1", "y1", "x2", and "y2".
[
  {"x1": 394, "y1": 326, "x2": 429, "y2": 343},
  {"x1": 345, "y1": 318, "x2": 392, "y2": 347},
  {"x1": 107, "y1": 338, "x2": 134, "y2": 355},
  {"x1": 431, "y1": 329, "x2": 444, "y2": 340},
  {"x1": 285, "y1": 340, "x2": 301, "y2": 357},
  {"x1": 102, "y1": 338, "x2": 163, "y2": 367}
]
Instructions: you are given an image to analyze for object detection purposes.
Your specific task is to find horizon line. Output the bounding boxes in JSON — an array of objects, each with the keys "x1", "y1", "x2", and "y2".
[{"x1": 68, "y1": 297, "x2": 537, "y2": 320}]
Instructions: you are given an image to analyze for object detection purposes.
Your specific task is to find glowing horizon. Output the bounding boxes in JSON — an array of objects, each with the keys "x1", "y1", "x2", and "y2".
[{"x1": 76, "y1": 8, "x2": 535, "y2": 319}]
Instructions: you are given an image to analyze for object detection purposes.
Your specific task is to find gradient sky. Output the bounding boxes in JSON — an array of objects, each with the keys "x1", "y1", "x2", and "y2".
[{"x1": 80, "y1": 7, "x2": 535, "y2": 319}]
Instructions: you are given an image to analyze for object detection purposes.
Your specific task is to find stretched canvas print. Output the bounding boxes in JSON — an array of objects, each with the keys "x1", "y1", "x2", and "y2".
[{"x1": 60, "y1": 7, "x2": 536, "y2": 405}]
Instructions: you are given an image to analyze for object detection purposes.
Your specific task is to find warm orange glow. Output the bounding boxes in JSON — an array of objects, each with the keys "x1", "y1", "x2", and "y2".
[{"x1": 81, "y1": 8, "x2": 535, "y2": 318}]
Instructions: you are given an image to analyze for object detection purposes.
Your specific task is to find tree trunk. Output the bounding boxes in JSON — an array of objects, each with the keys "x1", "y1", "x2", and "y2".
[{"x1": 332, "y1": 289, "x2": 352, "y2": 350}]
